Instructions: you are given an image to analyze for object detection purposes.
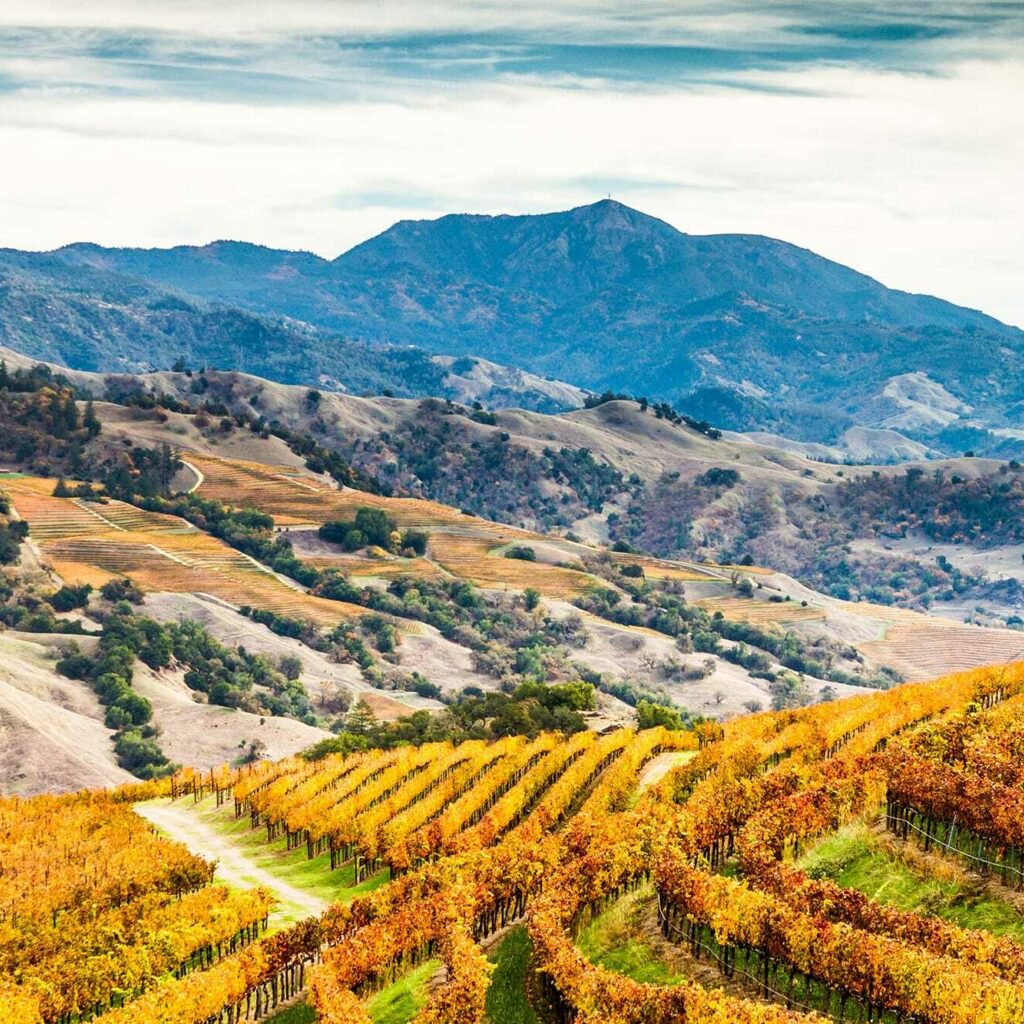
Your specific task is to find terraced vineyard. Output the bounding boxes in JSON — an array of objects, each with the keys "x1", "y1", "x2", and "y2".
[
  {"x1": 429, "y1": 534, "x2": 596, "y2": 598},
  {"x1": 303, "y1": 552, "x2": 448, "y2": 582},
  {"x1": 188, "y1": 455, "x2": 515, "y2": 536},
  {"x1": 610, "y1": 551, "x2": 723, "y2": 582},
  {"x1": 860, "y1": 620, "x2": 1024, "y2": 680},
  {"x1": 188, "y1": 455, "x2": 736, "y2": 600},
  {"x1": 2, "y1": 474, "x2": 368, "y2": 626},
  {"x1": 694, "y1": 595, "x2": 827, "y2": 624},
  {"x1": 7, "y1": 660, "x2": 1024, "y2": 1023},
  {"x1": 8, "y1": 454, "x2": 1024, "y2": 698}
]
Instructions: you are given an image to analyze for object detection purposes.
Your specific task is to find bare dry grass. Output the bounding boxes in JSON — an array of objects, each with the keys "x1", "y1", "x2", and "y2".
[{"x1": 694, "y1": 595, "x2": 826, "y2": 624}]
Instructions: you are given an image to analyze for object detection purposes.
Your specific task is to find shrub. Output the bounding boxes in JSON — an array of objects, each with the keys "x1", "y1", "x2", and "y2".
[
  {"x1": 320, "y1": 507, "x2": 397, "y2": 551},
  {"x1": 401, "y1": 529, "x2": 429, "y2": 555},
  {"x1": 636, "y1": 700, "x2": 684, "y2": 731},
  {"x1": 694, "y1": 467, "x2": 741, "y2": 488},
  {"x1": 47, "y1": 584, "x2": 92, "y2": 612},
  {"x1": 505, "y1": 545, "x2": 536, "y2": 561},
  {"x1": 100, "y1": 578, "x2": 145, "y2": 604}
]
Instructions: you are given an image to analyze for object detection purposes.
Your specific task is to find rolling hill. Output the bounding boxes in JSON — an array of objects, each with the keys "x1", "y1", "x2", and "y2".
[
  {"x1": 6, "y1": 345, "x2": 1024, "y2": 798},
  {"x1": 7, "y1": 344, "x2": 1024, "y2": 626}
]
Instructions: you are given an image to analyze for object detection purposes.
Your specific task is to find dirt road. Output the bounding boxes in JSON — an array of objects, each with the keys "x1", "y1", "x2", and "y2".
[
  {"x1": 135, "y1": 799, "x2": 326, "y2": 924},
  {"x1": 636, "y1": 750, "x2": 696, "y2": 791}
]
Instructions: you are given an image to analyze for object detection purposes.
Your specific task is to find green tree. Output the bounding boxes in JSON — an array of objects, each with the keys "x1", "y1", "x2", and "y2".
[
  {"x1": 279, "y1": 654, "x2": 303, "y2": 681},
  {"x1": 345, "y1": 698, "x2": 377, "y2": 736},
  {"x1": 83, "y1": 399, "x2": 101, "y2": 437},
  {"x1": 354, "y1": 507, "x2": 395, "y2": 548},
  {"x1": 636, "y1": 699, "x2": 684, "y2": 731},
  {"x1": 47, "y1": 583, "x2": 92, "y2": 612}
]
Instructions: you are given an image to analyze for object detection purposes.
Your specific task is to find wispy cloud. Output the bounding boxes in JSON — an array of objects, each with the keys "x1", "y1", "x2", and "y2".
[{"x1": 0, "y1": 1, "x2": 1020, "y2": 325}]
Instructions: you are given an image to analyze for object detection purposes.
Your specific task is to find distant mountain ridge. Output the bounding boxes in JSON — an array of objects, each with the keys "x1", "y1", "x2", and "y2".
[
  {"x1": 0, "y1": 247, "x2": 580, "y2": 413},
  {"x1": 7, "y1": 199, "x2": 1024, "y2": 454}
]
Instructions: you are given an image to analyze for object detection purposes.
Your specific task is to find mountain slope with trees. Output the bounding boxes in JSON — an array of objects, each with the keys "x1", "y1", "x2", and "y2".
[
  {"x1": 0, "y1": 249, "x2": 579, "y2": 413},
  {"x1": 47, "y1": 200, "x2": 1024, "y2": 456}
]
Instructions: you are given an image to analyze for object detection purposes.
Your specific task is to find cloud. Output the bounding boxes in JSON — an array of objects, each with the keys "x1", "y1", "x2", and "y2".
[{"x1": 0, "y1": 1, "x2": 1020, "y2": 327}]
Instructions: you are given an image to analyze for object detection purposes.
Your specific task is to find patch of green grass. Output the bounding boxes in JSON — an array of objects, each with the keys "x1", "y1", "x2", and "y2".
[
  {"x1": 193, "y1": 797, "x2": 388, "y2": 907},
  {"x1": 485, "y1": 926, "x2": 539, "y2": 1024},
  {"x1": 798, "y1": 822, "x2": 1024, "y2": 941},
  {"x1": 267, "y1": 1002, "x2": 316, "y2": 1024},
  {"x1": 575, "y1": 885, "x2": 684, "y2": 985},
  {"x1": 366, "y1": 959, "x2": 438, "y2": 1024}
]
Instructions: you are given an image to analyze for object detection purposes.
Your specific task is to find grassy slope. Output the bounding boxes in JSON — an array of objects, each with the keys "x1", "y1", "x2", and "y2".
[
  {"x1": 264, "y1": 928, "x2": 547, "y2": 1024},
  {"x1": 365, "y1": 960, "x2": 439, "y2": 1024},
  {"x1": 485, "y1": 926, "x2": 540, "y2": 1024},
  {"x1": 575, "y1": 885, "x2": 684, "y2": 985},
  {"x1": 266, "y1": 960, "x2": 439, "y2": 1024},
  {"x1": 798, "y1": 821, "x2": 1024, "y2": 941},
  {"x1": 267, "y1": 1004, "x2": 316, "y2": 1024}
]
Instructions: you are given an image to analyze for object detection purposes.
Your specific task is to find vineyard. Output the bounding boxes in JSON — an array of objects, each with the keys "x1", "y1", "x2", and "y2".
[
  {"x1": 1, "y1": 475, "x2": 368, "y2": 626},
  {"x1": 693, "y1": 595, "x2": 827, "y2": 625},
  {"x1": 5, "y1": 659, "x2": 1024, "y2": 1023},
  {"x1": 187, "y1": 455, "x2": 747, "y2": 601}
]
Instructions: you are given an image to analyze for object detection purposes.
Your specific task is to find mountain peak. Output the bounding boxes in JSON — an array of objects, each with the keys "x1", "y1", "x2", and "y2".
[
  {"x1": 564, "y1": 197, "x2": 671, "y2": 230},
  {"x1": 573, "y1": 197, "x2": 633, "y2": 215}
]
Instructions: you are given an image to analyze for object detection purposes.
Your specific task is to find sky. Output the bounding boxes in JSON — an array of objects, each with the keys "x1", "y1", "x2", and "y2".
[{"x1": 0, "y1": 1, "x2": 1021, "y2": 326}]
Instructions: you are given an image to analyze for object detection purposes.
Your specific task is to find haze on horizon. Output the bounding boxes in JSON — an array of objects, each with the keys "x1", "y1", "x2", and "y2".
[{"x1": 0, "y1": 0, "x2": 1021, "y2": 327}]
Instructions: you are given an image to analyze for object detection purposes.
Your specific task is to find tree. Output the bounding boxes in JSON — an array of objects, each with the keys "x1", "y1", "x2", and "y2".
[
  {"x1": 636, "y1": 700, "x2": 683, "y2": 731},
  {"x1": 241, "y1": 738, "x2": 267, "y2": 763},
  {"x1": 279, "y1": 655, "x2": 303, "y2": 681},
  {"x1": 112, "y1": 690, "x2": 153, "y2": 726},
  {"x1": 100, "y1": 578, "x2": 144, "y2": 604},
  {"x1": 320, "y1": 507, "x2": 397, "y2": 551},
  {"x1": 48, "y1": 583, "x2": 92, "y2": 612},
  {"x1": 505, "y1": 545, "x2": 536, "y2": 561},
  {"x1": 345, "y1": 698, "x2": 377, "y2": 736},
  {"x1": 401, "y1": 529, "x2": 429, "y2": 555},
  {"x1": 354, "y1": 507, "x2": 395, "y2": 549},
  {"x1": 81, "y1": 399, "x2": 100, "y2": 437}
]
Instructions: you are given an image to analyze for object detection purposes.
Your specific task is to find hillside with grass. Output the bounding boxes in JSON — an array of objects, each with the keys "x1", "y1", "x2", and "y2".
[
  {"x1": 9, "y1": 345, "x2": 1024, "y2": 627},
  {"x1": 6, "y1": 348, "x2": 1024, "y2": 793}
]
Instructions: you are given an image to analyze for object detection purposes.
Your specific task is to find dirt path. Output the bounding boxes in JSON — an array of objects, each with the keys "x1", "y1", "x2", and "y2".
[
  {"x1": 180, "y1": 459, "x2": 205, "y2": 494},
  {"x1": 135, "y1": 799, "x2": 327, "y2": 923},
  {"x1": 637, "y1": 750, "x2": 695, "y2": 791}
]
